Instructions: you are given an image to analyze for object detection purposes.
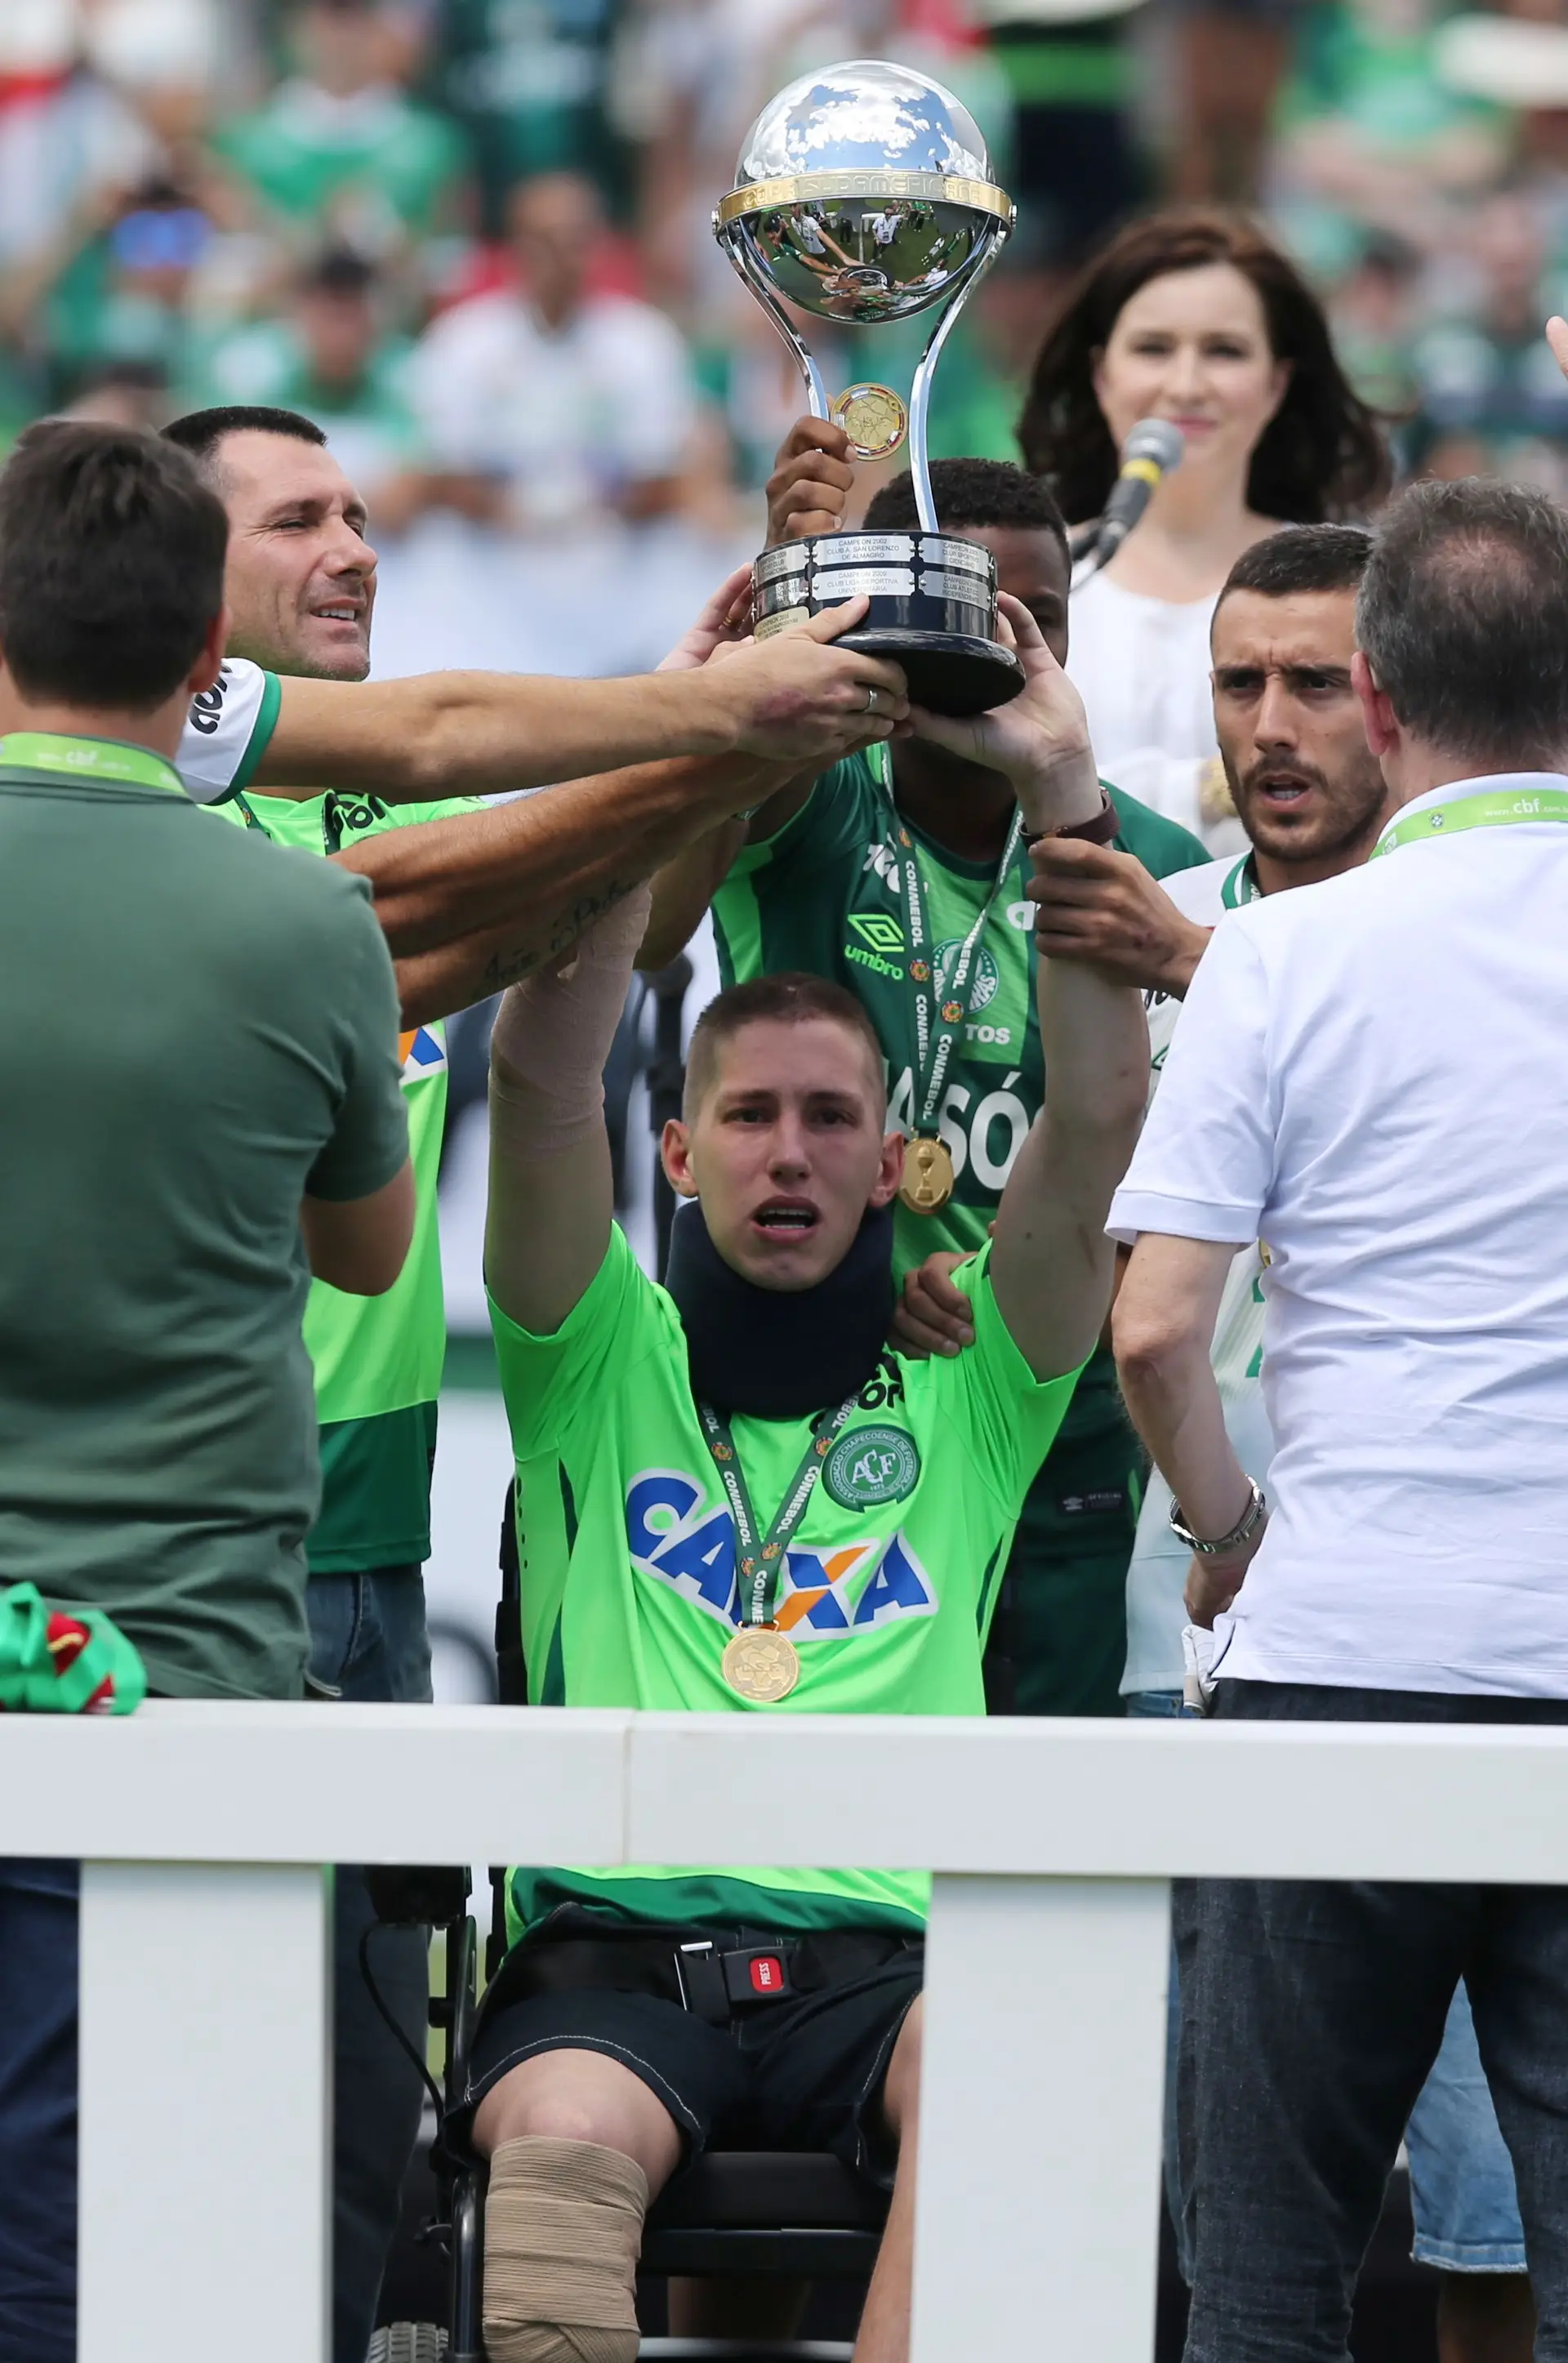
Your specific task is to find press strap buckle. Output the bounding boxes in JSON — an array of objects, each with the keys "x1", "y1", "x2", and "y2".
[{"x1": 674, "y1": 1940, "x2": 795, "y2": 2022}]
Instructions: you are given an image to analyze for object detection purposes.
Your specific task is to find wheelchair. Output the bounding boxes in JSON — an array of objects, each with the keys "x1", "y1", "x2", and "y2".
[{"x1": 368, "y1": 1478, "x2": 890, "y2": 2363}]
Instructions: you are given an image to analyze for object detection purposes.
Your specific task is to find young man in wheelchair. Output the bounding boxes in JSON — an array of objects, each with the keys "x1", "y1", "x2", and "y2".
[{"x1": 463, "y1": 600, "x2": 1145, "y2": 2363}]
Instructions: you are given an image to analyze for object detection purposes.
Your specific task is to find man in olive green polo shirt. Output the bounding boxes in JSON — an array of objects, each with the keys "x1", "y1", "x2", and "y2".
[{"x1": 0, "y1": 419, "x2": 412, "y2": 2363}]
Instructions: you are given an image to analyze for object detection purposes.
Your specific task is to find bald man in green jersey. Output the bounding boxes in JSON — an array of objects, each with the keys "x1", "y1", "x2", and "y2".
[{"x1": 642, "y1": 444, "x2": 1207, "y2": 1722}]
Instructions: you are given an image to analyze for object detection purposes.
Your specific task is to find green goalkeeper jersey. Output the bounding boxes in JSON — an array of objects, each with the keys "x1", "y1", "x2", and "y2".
[
  {"x1": 202, "y1": 771, "x2": 481, "y2": 1571},
  {"x1": 710, "y1": 746, "x2": 1207, "y2": 1475},
  {"x1": 492, "y1": 1229, "x2": 1083, "y2": 1938}
]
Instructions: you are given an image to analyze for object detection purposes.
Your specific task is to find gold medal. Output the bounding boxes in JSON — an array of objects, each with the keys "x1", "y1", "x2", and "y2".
[
  {"x1": 831, "y1": 383, "x2": 908, "y2": 461},
  {"x1": 898, "y1": 1135, "x2": 956, "y2": 1215},
  {"x1": 721, "y1": 1625, "x2": 801, "y2": 1703}
]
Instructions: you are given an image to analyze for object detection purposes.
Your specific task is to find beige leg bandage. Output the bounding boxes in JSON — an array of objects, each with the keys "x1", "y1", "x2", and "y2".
[{"x1": 483, "y1": 2135, "x2": 649, "y2": 2363}]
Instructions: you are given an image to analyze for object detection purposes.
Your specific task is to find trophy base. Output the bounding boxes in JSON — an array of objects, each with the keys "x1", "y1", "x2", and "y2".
[
  {"x1": 752, "y1": 529, "x2": 1027, "y2": 717},
  {"x1": 835, "y1": 626, "x2": 1024, "y2": 718}
]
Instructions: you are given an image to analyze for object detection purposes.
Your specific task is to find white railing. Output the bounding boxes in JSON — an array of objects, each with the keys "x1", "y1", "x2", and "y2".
[{"x1": 7, "y1": 1702, "x2": 1568, "y2": 2363}]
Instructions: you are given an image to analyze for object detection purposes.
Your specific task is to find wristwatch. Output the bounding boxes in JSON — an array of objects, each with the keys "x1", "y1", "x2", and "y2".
[
  {"x1": 1022, "y1": 790, "x2": 1119, "y2": 848},
  {"x1": 1169, "y1": 1478, "x2": 1267, "y2": 1558}
]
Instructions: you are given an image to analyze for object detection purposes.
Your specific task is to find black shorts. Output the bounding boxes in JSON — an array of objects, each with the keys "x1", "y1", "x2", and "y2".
[{"x1": 453, "y1": 1910, "x2": 923, "y2": 2187}]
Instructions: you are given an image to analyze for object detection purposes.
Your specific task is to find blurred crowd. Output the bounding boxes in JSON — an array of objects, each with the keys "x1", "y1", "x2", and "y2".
[{"x1": 11, "y1": 0, "x2": 1568, "y2": 546}]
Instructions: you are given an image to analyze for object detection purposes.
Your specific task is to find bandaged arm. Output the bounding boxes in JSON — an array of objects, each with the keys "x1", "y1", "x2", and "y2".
[{"x1": 484, "y1": 882, "x2": 652, "y2": 1336}]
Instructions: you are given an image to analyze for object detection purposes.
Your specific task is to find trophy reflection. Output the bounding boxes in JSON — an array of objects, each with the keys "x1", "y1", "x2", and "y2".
[{"x1": 715, "y1": 58, "x2": 1024, "y2": 716}]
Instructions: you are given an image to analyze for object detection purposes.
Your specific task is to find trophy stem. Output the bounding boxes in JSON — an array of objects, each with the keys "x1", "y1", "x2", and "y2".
[
  {"x1": 731, "y1": 238, "x2": 831, "y2": 420},
  {"x1": 906, "y1": 226, "x2": 1009, "y2": 534},
  {"x1": 906, "y1": 296, "x2": 969, "y2": 535}
]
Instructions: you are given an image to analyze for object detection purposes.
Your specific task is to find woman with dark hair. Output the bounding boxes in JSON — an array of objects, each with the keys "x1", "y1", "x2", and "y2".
[{"x1": 1019, "y1": 208, "x2": 1388, "y2": 844}]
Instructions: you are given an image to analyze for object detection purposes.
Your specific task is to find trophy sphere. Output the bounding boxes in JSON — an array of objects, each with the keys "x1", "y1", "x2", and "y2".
[{"x1": 716, "y1": 58, "x2": 1013, "y2": 325}]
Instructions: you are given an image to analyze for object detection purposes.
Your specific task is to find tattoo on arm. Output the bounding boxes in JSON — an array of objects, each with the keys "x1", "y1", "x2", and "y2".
[{"x1": 479, "y1": 879, "x2": 639, "y2": 994}]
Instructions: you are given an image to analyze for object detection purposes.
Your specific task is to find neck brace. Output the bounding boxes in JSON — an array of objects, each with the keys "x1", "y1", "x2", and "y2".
[{"x1": 665, "y1": 1198, "x2": 894, "y2": 1420}]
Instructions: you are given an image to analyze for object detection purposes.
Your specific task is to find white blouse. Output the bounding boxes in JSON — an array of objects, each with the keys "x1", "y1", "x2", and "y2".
[{"x1": 1067, "y1": 570, "x2": 1245, "y2": 855}]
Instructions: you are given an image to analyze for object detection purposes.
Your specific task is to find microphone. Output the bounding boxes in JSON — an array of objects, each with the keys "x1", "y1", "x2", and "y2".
[{"x1": 1077, "y1": 419, "x2": 1185, "y2": 572}]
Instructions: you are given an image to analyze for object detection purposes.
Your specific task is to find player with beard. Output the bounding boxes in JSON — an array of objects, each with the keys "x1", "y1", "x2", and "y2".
[
  {"x1": 1005, "y1": 522, "x2": 1534, "y2": 2363},
  {"x1": 1021, "y1": 524, "x2": 1392, "y2": 1692}
]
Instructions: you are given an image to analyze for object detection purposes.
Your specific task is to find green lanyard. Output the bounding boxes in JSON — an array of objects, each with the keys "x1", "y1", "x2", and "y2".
[
  {"x1": 1222, "y1": 854, "x2": 1262, "y2": 907},
  {"x1": 880, "y1": 774, "x2": 1024, "y2": 1138},
  {"x1": 1371, "y1": 784, "x2": 1568, "y2": 859},
  {"x1": 0, "y1": 731, "x2": 187, "y2": 796},
  {"x1": 696, "y1": 1394, "x2": 862, "y2": 1630}
]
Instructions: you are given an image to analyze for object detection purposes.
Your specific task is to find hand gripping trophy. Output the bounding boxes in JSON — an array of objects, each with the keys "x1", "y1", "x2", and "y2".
[{"x1": 715, "y1": 58, "x2": 1025, "y2": 716}]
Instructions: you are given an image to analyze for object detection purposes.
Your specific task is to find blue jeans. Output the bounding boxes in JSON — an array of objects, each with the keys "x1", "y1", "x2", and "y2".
[
  {"x1": 1179, "y1": 1679, "x2": 1568, "y2": 2362},
  {"x1": 1408, "y1": 1980, "x2": 1528, "y2": 2273},
  {"x1": 307, "y1": 1567, "x2": 433, "y2": 2363},
  {"x1": 0, "y1": 1858, "x2": 77, "y2": 2363}
]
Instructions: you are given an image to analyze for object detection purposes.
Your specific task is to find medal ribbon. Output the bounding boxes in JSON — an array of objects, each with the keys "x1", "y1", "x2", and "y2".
[
  {"x1": 697, "y1": 1394, "x2": 862, "y2": 1630},
  {"x1": 882, "y1": 774, "x2": 1024, "y2": 1140},
  {"x1": 1371, "y1": 785, "x2": 1568, "y2": 860}
]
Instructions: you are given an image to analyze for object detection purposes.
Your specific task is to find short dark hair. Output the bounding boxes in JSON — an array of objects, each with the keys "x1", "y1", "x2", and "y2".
[
  {"x1": 0, "y1": 421, "x2": 226, "y2": 710},
  {"x1": 1018, "y1": 208, "x2": 1390, "y2": 526},
  {"x1": 864, "y1": 458, "x2": 1071, "y2": 572},
  {"x1": 163, "y1": 404, "x2": 327, "y2": 475},
  {"x1": 1218, "y1": 523, "x2": 1373, "y2": 610},
  {"x1": 301, "y1": 245, "x2": 376, "y2": 298},
  {"x1": 684, "y1": 973, "x2": 886, "y2": 1121},
  {"x1": 1357, "y1": 478, "x2": 1568, "y2": 770}
]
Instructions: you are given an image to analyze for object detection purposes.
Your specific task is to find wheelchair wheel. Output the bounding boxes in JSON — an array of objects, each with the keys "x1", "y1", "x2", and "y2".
[{"x1": 366, "y1": 2325, "x2": 447, "y2": 2363}]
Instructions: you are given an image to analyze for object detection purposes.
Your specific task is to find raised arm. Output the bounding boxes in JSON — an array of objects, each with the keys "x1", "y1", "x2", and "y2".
[
  {"x1": 330, "y1": 595, "x2": 903, "y2": 1023},
  {"x1": 252, "y1": 590, "x2": 905, "y2": 800},
  {"x1": 484, "y1": 885, "x2": 652, "y2": 1337},
  {"x1": 345, "y1": 749, "x2": 786, "y2": 1021},
  {"x1": 911, "y1": 598, "x2": 1147, "y2": 1378},
  {"x1": 991, "y1": 909, "x2": 1148, "y2": 1378}
]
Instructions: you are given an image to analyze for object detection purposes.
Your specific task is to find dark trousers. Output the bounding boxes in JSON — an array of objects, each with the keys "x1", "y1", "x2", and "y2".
[
  {"x1": 307, "y1": 1566, "x2": 433, "y2": 2363},
  {"x1": 1179, "y1": 1679, "x2": 1568, "y2": 2363},
  {"x1": 0, "y1": 1858, "x2": 77, "y2": 2363}
]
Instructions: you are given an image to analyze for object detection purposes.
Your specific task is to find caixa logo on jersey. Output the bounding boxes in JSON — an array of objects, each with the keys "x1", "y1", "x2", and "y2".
[
  {"x1": 399, "y1": 1025, "x2": 447, "y2": 1086},
  {"x1": 625, "y1": 1472, "x2": 938, "y2": 1638}
]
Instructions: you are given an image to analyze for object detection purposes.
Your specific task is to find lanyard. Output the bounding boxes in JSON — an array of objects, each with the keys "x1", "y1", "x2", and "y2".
[
  {"x1": 697, "y1": 1394, "x2": 862, "y2": 1630},
  {"x1": 1371, "y1": 785, "x2": 1568, "y2": 860},
  {"x1": 0, "y1": 731, "x2": 186, "y2": 796},
  {"x1": 881, "y1": 779, "x2": 1024, "y2": 1137}
]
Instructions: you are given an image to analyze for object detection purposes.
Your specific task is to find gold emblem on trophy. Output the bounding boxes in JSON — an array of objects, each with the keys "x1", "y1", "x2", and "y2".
[{"x1": 831, "y1": 382, "x2": 908, "y2": 460}]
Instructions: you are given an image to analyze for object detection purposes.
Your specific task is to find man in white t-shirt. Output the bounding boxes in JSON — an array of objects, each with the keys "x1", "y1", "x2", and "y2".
[
  {"x1": 1031, "y1": 519, "x2": 1535, "y2": 2362},
  {"x1": 1109, "y1": 477, "x2": 1568, "y2": 2363},
  {"x1": 407, "y1": 171, "x2": 697, "y2": 535}
]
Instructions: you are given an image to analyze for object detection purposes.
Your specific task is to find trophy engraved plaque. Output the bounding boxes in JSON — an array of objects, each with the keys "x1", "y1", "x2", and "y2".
[{"x1": 715, "y1": 58, "x2": 1025, "y2": 716}]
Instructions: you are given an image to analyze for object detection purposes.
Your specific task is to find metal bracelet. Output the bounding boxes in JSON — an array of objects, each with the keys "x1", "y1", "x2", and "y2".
[{"x1": 1168, "y1": 1477, "x2": 1267, "y2": 1558}]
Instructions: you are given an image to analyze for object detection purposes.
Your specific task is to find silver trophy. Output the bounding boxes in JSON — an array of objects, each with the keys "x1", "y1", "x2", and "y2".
[{"x1": 715, "y1": 58, "x2": 1024, "y2": 716}]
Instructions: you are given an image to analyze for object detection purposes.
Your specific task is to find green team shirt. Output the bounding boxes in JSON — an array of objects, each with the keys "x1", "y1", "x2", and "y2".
[
  {"x1": 204, "y1": 777, "x2": 483, "y2": 1571},
  {"x1": 710, "y1": 747, "x2": 1208, "y2": 1477},
  {"x1": 492, "y1": 1228, "x2": 1082, "y2": 1939},
  {"x1": 214, "y1": 85, "x2": 465, "y2": 239}
]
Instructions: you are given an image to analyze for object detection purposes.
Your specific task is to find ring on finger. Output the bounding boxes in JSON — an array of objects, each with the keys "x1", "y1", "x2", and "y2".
[{"x1": 865, "y1": 685, "x2": 880, "y2": 714}]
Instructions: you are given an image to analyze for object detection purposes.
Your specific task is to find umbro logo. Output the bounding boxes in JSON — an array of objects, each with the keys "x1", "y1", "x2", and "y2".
[
  {"x1": 844, "y1": 911, "x2": 906, "y2": 980},
  {"x1": 847, "y1": 912, "x2": 906, "y2": 955}
]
